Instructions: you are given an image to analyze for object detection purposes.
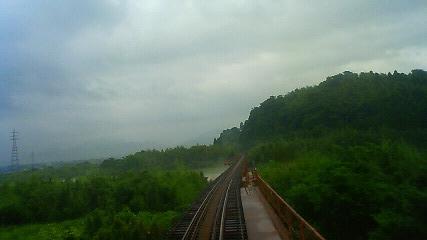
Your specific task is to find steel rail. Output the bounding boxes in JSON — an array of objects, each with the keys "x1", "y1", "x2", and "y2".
[
  {"x1": 169, "y1": 156, "x2": 247, "y2": 240},
  {"x1": 236, "y1": 178, "x2": 246, "y2": 240},
  {"x1": 219, "y1": 180, "x2": 232, "y2": 240},
  {"x1": 181, "y1": 170, "x2": 227, "y2": 240}
]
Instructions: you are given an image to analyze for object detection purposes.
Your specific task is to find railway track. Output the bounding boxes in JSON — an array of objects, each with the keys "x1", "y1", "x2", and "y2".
[{"x1": 168, "y1": 156, "x2": 248, "y2": 240}]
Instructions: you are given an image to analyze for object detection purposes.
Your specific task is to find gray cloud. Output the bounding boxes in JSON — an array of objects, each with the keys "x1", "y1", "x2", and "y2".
[{"x1": 1, "y1": 0, "x2": 426, "y2": 165}]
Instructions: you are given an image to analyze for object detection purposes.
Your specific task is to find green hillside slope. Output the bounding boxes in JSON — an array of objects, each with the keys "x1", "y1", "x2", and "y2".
[
  {"x1": 217, "y1": 70, "x2": 427, "y2": 147},
  {"x1": 216, "y1": 70, "x2": 427, "y2": 240}
]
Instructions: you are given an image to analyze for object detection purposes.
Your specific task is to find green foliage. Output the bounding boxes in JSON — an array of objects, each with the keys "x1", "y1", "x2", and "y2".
[
  {"x1": 0, "y1": 161, "x2": 100, "y2": 184},
  {"x1": 217, "y1": 70, "x2": 427, "y2": 148},
  {"x1": 84, "y1": 208, "x2": 178, "y2": 239},
  {"x1": 214, "y1": 127, "x2": 241, "y2": 148},
  {"x1": 100, "y1": 144, "x2": 236, "y2": 172},
  {"x1": 0, "y1": 219, "x2": 84, "y2": 240},
  {"x1": 252, "y1": 132, "x2": 427, "y2": 239},
  {"x1": 0, "y1": 170, "x2": 207, "y2": 239},
  {"x1": 230, "y1": 70, "x2": 427, "y2": 239},
  {"x1": 2, "y1": 69, "x2": 426, "y2": 240},
  {"x1": 0, "y1": 142, "x2": 231, "y2": 239}
]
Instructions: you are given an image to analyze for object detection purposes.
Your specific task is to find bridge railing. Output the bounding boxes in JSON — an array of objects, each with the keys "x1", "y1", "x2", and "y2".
[{"x1": 253, "y1": 170, "x2": 326, "y2": 240}]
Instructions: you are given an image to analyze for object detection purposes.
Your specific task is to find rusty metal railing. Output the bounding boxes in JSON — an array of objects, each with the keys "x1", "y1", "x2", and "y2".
[{"x1": 253, "y1": 170, "x2": 326, "y2": 240}]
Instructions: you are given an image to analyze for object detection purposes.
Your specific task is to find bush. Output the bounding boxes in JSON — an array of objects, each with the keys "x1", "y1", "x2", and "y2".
[{"x1": 256, "y1": 136, "x2": 427, "y2": 240}]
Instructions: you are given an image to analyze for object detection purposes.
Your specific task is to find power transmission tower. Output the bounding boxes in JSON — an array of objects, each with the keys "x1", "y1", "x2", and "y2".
[
  {"x1": 10, "y1": 129, "x2": 19, "y2": 171},
  {"x1": 31, "y1": 151, "x2": 35, "y2": 171}
]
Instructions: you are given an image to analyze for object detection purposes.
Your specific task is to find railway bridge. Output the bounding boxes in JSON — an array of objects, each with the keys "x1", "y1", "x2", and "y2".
[{"x1": 168, "y1": 156, "x2": 326, "y2": 240}]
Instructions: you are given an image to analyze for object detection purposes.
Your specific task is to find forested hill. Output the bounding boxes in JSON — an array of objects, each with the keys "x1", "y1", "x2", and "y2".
[
  {"x1": 215, "y1": 70, "x2": 427, "y2": 239},
  {"x1": 216, "y1": 70, "x2": 427, "y2": 147}
]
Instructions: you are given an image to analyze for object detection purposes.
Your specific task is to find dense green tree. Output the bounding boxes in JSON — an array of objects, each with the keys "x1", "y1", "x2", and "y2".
[
  {"x1": 0, "y1": 170, "x2": 207, "y2": 240},
  {"x1": 219, "y1": 70, "x2": 427, "y2": 239},
  {"x1": 216, "y1": 70, "x2": 427, "y2": 148}
]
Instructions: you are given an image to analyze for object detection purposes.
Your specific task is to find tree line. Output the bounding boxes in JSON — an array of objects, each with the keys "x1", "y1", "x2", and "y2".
[
  {"x1": 0, "y1": 144, "x2": 236, "y2": 239},
  {"x1": 0, "y1": 170, "x2": 207, "y2": 239}
]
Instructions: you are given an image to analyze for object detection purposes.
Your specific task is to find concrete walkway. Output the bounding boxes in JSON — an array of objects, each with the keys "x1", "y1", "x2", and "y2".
[{"x1": 241, "y1": 186, "x2": 287, "y2": 240}]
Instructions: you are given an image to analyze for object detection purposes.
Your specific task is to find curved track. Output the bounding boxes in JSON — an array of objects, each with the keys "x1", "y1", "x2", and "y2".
[{"x1": 168, "y1": 157, "x2": 248, "y2": 240}]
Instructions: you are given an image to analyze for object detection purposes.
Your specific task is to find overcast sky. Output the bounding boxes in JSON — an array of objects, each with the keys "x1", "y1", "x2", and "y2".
[{"x1": 1, "y1": 0, "x2": 426, "y2": 165}]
